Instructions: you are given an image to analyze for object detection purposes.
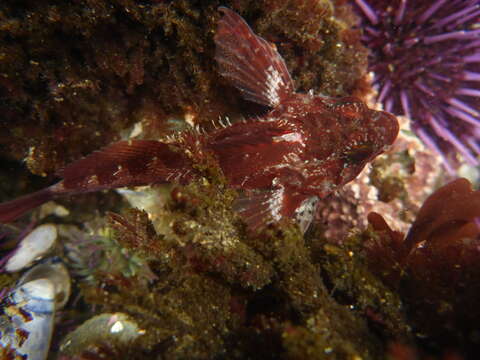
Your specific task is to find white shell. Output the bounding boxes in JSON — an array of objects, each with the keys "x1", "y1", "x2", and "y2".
[
  {"x1": 0, "y1": 279, "x2": 55, "y2": 360},
  {"x1": 5, "y1": 224, "x2": 57, "y2": 273},
  {"x1": 0, "y1": 258, "x2": 71, "y2": 360},
  {"x1": 59, "y1": 313, "x2": 144, "y2": 356},
  {"x1": 17, "y1": 258, "x2": 71, "y2": 309}
]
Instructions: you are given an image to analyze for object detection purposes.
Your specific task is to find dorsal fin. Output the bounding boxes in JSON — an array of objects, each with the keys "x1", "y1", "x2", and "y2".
[{"x1": 215, "y1": 7, "x2": 295, "y2": 108}]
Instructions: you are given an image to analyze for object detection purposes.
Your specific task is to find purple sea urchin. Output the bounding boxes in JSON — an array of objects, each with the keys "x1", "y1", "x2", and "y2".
[{"x1": 353, "y1": 0, "x2": 480, "y2": 172}]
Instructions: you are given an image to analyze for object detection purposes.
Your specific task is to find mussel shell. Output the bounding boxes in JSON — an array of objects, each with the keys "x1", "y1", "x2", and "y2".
[
  {"x1": 17, "y1": 257, "x2": 71, "y2": 309},
  {"x1": 5, "y1": 224, "x2": 57, "y2": 273},
  {"x1": 0, "y1": 279, "x2": 55, "y2": 360},
  {"x1": 59, "y1": 313, "x2": 144, "y2": 357},
  {"x1": 0, "y1": 257, "x2": 71, "y2": 360}
]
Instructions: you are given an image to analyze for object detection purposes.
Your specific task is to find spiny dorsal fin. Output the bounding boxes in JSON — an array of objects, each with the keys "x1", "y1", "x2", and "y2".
[{"x1": 215, "y1": 7, "x2": 295, "y2": 108}]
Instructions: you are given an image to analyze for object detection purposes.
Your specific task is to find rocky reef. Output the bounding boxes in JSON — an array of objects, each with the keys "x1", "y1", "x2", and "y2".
[
  {"x1": 0, "y1": 0, "x2": 368, "y2": 176},
  {"x1": 0, "y1": 0, "x2": 479, "y2": 359}
]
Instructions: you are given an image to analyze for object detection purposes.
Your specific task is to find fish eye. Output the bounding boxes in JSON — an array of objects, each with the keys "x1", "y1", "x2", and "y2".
[{"x1": 342, "y1": 143, "x2": 374, "y2": 164}]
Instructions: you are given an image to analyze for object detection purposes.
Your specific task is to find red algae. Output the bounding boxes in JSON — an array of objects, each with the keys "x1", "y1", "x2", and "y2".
[{"x1": 366, "y1": 178, "x2": 480, "y2": 353}]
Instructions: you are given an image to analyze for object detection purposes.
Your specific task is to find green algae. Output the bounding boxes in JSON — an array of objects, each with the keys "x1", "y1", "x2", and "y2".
[
  {"x1": 66, "y1": 179, "x2": 404, "y2": 359},
  {"x1": 316, "y1": 232, "x2": 410, "y2": 341}
]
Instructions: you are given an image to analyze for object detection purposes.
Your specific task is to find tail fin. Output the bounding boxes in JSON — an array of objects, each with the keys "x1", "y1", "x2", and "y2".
[{"x1": 0, "y1": 188, "x2": 54, "y2": 223}]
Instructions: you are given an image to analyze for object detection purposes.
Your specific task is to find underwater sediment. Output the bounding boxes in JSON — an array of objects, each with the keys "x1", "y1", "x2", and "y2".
[{"x1": 0, "y1": 0, "x2": 479, "y2": 359}]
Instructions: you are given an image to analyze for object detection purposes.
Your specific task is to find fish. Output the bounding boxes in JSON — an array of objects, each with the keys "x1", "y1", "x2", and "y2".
[{"x1": 0, "y1": 7, "x2": 399, "y2": 232}]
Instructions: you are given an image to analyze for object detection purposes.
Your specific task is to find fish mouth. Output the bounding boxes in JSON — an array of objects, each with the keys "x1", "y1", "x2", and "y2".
[{"x1": 373, "y1": 110, "x2": 400, "y2": 146}]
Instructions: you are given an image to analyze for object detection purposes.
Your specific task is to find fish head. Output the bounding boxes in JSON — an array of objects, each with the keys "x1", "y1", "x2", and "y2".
[
  {"x1": 285, "y1": 94, "x2": 399, "y2": 189},
  {"x1": 327, "y1": 96, "x2": 399, "y2": 184}
]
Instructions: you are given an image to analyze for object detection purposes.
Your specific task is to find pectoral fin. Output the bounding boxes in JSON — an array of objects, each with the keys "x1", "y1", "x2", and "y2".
[
  {"x1": 233, "y1": 188, "x2": 314, "y2": 232},
  {"x1": 215, "y1": 7, "x2": 295, "y2": 108}
]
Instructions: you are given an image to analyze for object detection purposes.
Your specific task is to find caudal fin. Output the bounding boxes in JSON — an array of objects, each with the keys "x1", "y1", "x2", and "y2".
[
  {"x1": 0, "y1": 188, "x2": 54, "y2": 223},
  {"x1": 58, "y1": 140, "x2": 197, "y2": 191}
]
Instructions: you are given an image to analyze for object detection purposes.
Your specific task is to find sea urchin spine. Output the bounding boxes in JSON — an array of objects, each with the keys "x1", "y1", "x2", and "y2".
[{"x1": 354, "y1": 0, "x2": 480, "y2": 172}]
